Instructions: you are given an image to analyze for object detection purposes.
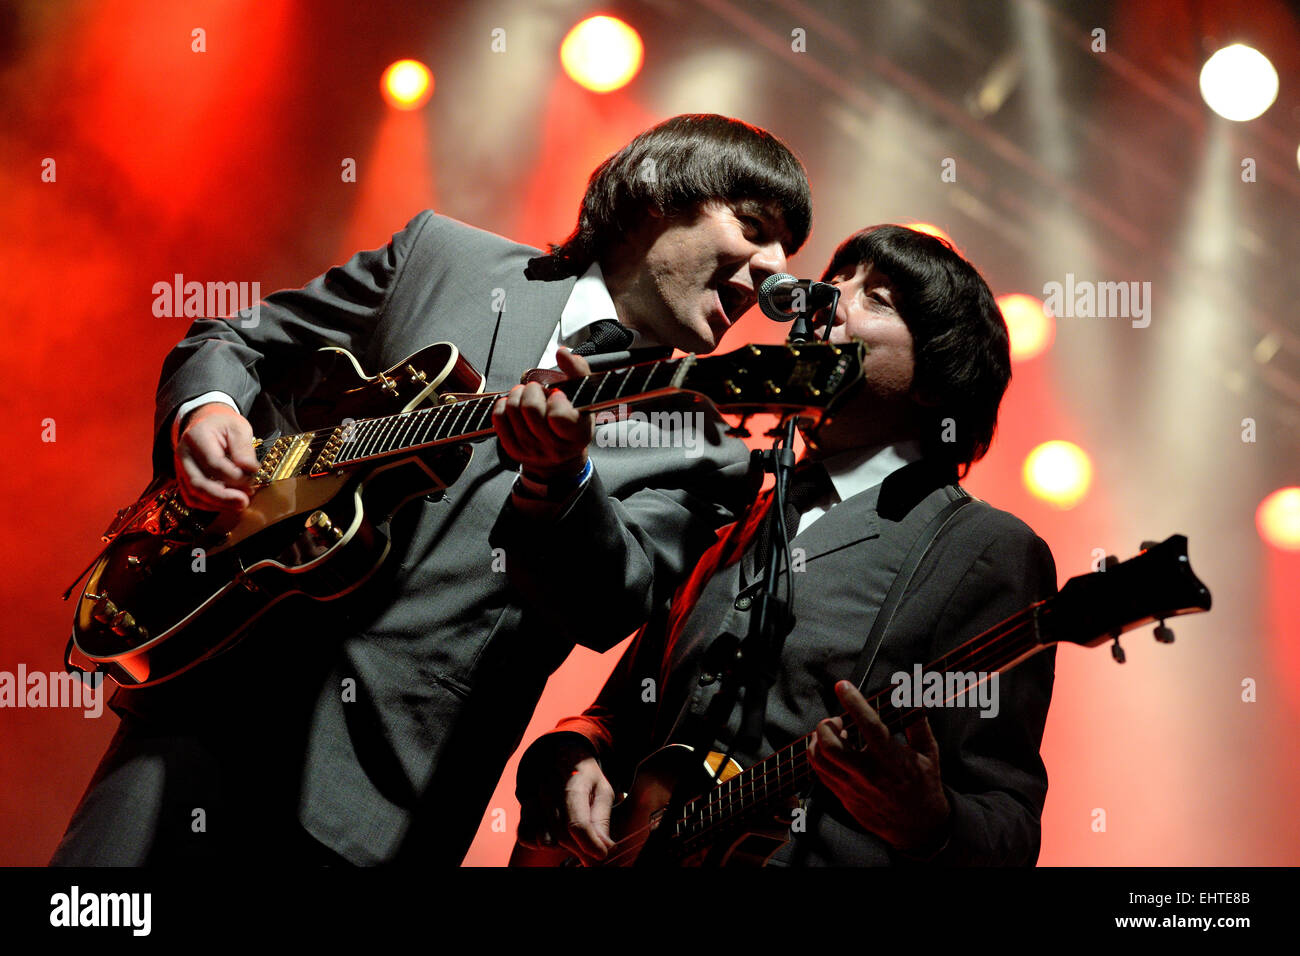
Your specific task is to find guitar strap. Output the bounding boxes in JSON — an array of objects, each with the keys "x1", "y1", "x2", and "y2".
[
  {"x1": 849, "y1": 488, "x2": 972, "y2": 690},
  {"x1": 775, "y1": 487, "x2": 973, "y2": 865}
]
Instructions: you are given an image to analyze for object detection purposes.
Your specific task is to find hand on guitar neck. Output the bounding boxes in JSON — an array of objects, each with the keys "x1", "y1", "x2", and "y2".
[
  {"x1": 173, "y1": 403, "x2": 259, "y2": 511},
  {"x1": 492, "y1": 348, "x2": 595, "y2": 485},
  {"x1": 808, "y1": 680, "x2": 953, "y2": 858}
]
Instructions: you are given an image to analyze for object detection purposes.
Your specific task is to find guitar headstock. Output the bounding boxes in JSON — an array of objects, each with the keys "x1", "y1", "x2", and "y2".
[
  {"x1": 1042, "y1": 535, "x2": 1211, "y2": 652},
  {"x1": 685, "y1": 341, "x2": 866, "y2": 420}
]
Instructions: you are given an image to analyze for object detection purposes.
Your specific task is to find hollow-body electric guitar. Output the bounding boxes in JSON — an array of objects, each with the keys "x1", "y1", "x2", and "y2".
[
  {"x1": 511, "y1": 534, "x2": 1211, "y2": 866},
  {"x1": 66, "y1": 340, "x2": 866, "y2": 687}
]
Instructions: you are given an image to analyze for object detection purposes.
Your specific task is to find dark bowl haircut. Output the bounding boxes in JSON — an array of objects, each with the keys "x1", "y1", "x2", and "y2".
[
  {"x1": 821, "y1": 226, "x2": 1011, "y2": 477},
  {"x1": 528, "y1": 114, "x2": 812, "y2": 280}
]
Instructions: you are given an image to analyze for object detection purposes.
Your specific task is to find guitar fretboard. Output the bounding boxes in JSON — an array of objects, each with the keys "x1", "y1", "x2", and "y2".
[
  {"x1": 331, "y1": 356, "x2": 688, "y2": 466},
  {"x1": 330, "y1": 356, "x2": 686, "y2": 468},
  {"x1": 669, "y1": 601, "x2": 1050, "y2": 858}
]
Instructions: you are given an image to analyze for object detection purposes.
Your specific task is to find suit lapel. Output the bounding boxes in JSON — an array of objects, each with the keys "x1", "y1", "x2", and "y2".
[
  {"x1": 788, "y1": 485, "x2": 883, "y2": 565},
  {"x1": 477, "y1": 274, "x2": 577, "y2": 392},
  {"x1": 739, "y1": 484, "x2": 882, "y2": 584}
]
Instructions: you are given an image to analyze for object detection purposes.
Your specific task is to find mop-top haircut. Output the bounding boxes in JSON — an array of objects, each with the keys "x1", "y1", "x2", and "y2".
[{"x1": 527, "y1": 113, "x2": 812, "y2": 280}]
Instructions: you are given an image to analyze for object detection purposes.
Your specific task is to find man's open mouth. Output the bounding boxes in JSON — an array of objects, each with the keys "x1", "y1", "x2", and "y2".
[{"x1": 715, "y1": 283, "x2": 752, "y2": 323}]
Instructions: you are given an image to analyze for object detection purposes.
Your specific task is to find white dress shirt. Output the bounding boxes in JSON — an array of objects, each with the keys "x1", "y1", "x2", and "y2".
[{"x1": 796, "y1": 440, "x2": 924, "y2": 535}]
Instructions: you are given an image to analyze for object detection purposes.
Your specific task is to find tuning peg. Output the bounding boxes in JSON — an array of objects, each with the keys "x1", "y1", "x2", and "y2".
[
  {"x1": 1102, "y1": 554, "x2": 1119, "y2": 571},
  {"x1": 1153, "y1": 618, "x2": 1175, "y2": 643},
  {"x1": 1140, "y1": 540, "x2": 1159, "y2": 551},
  {"x1": 1110, "y1": 634, "x2": 1126, "y2": 663}
]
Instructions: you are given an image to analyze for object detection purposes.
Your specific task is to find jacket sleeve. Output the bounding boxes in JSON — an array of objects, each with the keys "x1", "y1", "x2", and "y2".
[
  {"x1": 516, "y1": 601, "x2": 674, "y2": 795},
  {"x1": 910, "y1": 522, "x2": 1057, "y2": 866},
  {"x1": 490, "y1": 403, "x2": 757, "y2": 653},
  {"x1": 151, "y1": 210, "x2": 436, "y2": 474}
]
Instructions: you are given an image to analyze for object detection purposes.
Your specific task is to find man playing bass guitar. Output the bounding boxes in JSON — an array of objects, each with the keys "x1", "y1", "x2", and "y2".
[{"x1": 514, "y1": 226, "x2": 1058, "y2": 866}]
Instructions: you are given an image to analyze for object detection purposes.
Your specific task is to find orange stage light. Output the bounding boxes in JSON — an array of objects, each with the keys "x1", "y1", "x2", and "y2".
[
  {"x1": 905, "y1": 222, "x2": 955, "y2": 246},
  {"x1": 998, "y1": 293, "x2": 1056, "y2": 362},
  {"x1": 382, "y1": 59, "x2": 434, "y2": 110},
  {"x1": 560, "y1": 16, "x2": 644, "y2": 93},
  {"x1": 1257, "y1": 487, "x2": 1300, "y2": 551},
  {"x1": 1023, "y1": 440, "x2": 1092, "y2": 509}
]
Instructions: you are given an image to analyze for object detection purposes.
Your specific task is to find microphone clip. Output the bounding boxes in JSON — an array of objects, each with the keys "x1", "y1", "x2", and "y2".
[{"x1": 758, "y1": 273, "x2": 838, "y2": 343}]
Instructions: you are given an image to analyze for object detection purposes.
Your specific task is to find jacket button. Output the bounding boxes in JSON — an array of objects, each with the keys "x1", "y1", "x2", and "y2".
[{"x1": 734, "y1": 594, "x2": 753, "y2": 611}]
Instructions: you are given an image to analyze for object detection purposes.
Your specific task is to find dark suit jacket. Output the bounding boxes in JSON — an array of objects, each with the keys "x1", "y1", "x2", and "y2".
[
  {"x1": 61, "y1": 211, "x2": 753, "y2": 865},
  {"x1": 526, "y1": 459, "x2": 1057, "y2": 865}
]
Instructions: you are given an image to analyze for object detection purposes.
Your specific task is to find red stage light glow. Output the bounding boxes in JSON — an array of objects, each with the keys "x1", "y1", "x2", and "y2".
[
  {"x1": 1023, "y1": 440, "x2": 1092, "y2": 509},
  {"x1": 905, "y1": 222, "x2": 955, "y2": 245},
  {"x1": 560, "y1": 16, "x2": 644, "y2": 93},
  {"x1": 1257, "y1": 487, "x2": 1300, "y2": 550},
  {"x1": 382, "y1": 59, "x2": 434, "y2": 110},
  {"x1": 998, "y1": 293, "x2": 1056, "y2": 362}
]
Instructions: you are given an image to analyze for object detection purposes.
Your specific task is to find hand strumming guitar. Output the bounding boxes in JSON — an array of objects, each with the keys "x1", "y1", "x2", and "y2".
[
  {"x1": 516, "y1": 734, "x2": 617, "y2": 865},
  {"x1": 174, "y1": 402, "x2": 259, "y2": 511},
  {"x1": 808, "y1": 680, "x2": 953, "y2": 858}
]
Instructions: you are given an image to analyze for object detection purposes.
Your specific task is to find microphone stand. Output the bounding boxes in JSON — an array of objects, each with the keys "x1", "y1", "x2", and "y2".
[
  {"x1": 728, "y1": 290, "x2": 834, "y2": 755},
  {"x1": 647, "y1": 294, "x2": 837, "y2": 865}
]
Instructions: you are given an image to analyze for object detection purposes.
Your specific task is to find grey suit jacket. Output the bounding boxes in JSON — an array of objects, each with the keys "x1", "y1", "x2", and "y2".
[
  {"x1": 531, "y1": 459, "x2": 1057, "y2": 865},
  {"x1": 117, "y1": 211, "x2": 754, "y2": 864}
]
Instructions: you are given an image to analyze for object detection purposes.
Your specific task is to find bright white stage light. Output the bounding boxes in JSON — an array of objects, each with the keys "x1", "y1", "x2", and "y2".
[{"x1": 1199, "y1": 44, "x2": 1278, "y2": 122}]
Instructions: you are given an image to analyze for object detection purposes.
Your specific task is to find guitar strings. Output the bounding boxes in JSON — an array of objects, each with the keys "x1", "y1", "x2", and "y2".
[
  {"x1": 556, "y1": 604, "x2": 1048, "y2": 864},
  {"x1": 666, "y1": 612, "x2": 1045, "y2": 855},
  {"x1": 260, "y1": 358, "x2": 684, "y2": 476}
]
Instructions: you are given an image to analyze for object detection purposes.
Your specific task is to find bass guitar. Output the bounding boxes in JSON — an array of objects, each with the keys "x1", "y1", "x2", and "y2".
[{"x1": 512, "y1": 533, "x2": 1211, "y2": 866}]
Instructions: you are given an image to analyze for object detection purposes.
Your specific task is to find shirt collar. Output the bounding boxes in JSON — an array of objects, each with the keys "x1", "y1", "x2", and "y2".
[
  {"x1": 815, "y1": 440, "x2": 924, "y2": 506},
  {"x1": 559, "y1": 262, "x2": 662, "y2": 352}
]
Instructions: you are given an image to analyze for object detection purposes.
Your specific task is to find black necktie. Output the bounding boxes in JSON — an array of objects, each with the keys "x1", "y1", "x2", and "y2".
[
  {"x1": 752, "y1": 462, "x2": 833, "y2": 574},
  {"x1": 571, "y1": 319, "x2": 635, "y2": 356}
]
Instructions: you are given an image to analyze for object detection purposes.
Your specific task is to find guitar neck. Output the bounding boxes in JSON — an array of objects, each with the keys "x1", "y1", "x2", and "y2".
[
  {"x1": 253, "y1": 342, "x2": 862, "y2": 481},
  {"x1": 327, "y1": 356, "x2": 690, "y2": 469},
  {"x1": 554, "y1": 354, "x2": 692, "y2": 412},
  {"x1": 670, "y1": 602, "x2": 1050, "y2": 857},
  {"x1": 666, "y1": 532, "x2": 1212, "y2": 859}
]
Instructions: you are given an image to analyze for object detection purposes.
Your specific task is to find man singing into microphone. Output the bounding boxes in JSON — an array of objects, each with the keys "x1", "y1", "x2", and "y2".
[{"x1": 512, "y1": 225, "x2": 1057, "y2": 866}]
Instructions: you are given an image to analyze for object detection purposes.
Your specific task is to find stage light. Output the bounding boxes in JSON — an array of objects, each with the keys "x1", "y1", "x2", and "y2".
[
  {"x1": 1257, "y1": 487, "x2": 1300, "y2": 551},
  {"x1": 1023, "y1": 440, "x2": 1092, "y2": 509},
  {"x1": 998, "y1": 293, "x2": 1055, "y2": 362},
  {"x1": 382, "y1": 59, "x2": 433, "y2": 111},
  {"x1": 906, "y1": 222, "x2": 954, "y2": 246},
  {"x1": 1199, "y1": 44, "x2": 1277, "y2": 121},
  {"x1": 560, "y1": 16, "x2": 643, "y2": 93}
]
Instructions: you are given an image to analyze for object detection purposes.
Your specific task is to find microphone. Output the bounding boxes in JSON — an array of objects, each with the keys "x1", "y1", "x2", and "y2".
[{"x1": 758, "y1": 274, "x2": 839, "y2": 321}]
